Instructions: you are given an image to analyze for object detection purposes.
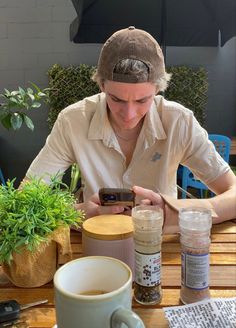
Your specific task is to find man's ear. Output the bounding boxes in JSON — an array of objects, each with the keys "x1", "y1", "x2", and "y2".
[{"x1": 100, "y1": 82, "x2": 105, "y2": 92}]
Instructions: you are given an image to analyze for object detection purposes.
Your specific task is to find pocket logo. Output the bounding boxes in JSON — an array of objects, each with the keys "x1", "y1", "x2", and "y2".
[{"x1": 151, "y1": 152, "x2": 162, "y2": 162}]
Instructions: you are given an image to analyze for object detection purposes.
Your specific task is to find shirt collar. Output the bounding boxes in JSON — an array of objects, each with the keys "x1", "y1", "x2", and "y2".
[
  {"x1": 88, "y1": 93, "x2": 117, "y2": 147},
  {"x1": 142, "y1": 96, "x2": 167, "y2": 147}
]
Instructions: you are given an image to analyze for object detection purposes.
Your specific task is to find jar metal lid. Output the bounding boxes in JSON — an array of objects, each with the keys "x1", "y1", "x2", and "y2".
[{"x1": 82, "y1": 214, "x2": 134, "y2": 240}]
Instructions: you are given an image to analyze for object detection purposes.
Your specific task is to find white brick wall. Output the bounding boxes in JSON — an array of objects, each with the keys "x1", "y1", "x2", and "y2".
[{"x1": 0, "y1": 0, "x2": 100, "y2": 91}]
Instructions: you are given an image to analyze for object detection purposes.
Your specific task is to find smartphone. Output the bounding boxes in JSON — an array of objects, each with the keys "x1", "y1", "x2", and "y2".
[{"x1": 99, "y1": 188, "x2": 135, "y2": 209}]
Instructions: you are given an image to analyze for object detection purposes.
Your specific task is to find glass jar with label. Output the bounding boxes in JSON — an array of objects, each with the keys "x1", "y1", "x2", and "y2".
[
  {"x1": 131, "y1": 205, "x2": 164, "y2": 305},
  {"x1": 179, "y1": 207, "x2": 212, "y2": 304}
]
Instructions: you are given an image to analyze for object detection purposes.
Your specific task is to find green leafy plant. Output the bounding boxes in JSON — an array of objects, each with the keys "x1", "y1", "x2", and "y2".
[
  {"x1": 0, "y1": 82, "x2": 49, "y2": 131},
  {"x1": 0, "y1": 175, "x2": 84, "y2": 264},
  {"x1": 70, "y1": 163, "x2": 81, "y2": 193}
]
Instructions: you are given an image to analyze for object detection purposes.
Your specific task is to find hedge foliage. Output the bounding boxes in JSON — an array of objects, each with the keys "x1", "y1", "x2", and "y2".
[
  {"x1": 47, "y1": 64, "x2": 99, "y2": 129},
  {"x1": 47, "y1": 64, "x2": 208, "y2": 129},
  {"x1": 166, "y1": 66, "x2": 208, "y2": 126}
]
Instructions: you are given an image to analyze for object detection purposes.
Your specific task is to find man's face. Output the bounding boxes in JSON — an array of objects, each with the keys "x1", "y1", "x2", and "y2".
[{"x1": 101, "y1": 80, "x2": 157, "y2": 130}]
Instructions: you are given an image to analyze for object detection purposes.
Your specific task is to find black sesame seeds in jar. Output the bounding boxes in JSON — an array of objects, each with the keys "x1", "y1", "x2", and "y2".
[{"x1": 132, "y1": 205, "x2": 164, "y2": 305}]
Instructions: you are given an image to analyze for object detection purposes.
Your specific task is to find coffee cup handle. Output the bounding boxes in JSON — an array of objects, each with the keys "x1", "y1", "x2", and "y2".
[{"x1": 111, "y1": 308, "x2": 145, "y2": 328}]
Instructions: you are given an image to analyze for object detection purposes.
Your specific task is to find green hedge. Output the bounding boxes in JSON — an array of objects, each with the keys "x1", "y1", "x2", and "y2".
[
  {"x1": 166, "y1": 66, "x2": 208, "y2": 126},
  {"x1": 47, "y1": 64, "x2": 208, "y2": 129},
  {"x1": 47, "y1": 64, "x2": 99, "y2": 129}
]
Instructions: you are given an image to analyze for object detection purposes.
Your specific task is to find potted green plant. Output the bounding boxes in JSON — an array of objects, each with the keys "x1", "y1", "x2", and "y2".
[
  {"x1": 0, "y1": 82, "x2": 49, "y2": 131},
  {"x1": 0, "y1": 175, "x2": 84, "y2": 287}
]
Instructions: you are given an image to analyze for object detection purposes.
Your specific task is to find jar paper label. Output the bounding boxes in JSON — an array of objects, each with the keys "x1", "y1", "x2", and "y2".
[
  {"x1": 134, "y1": 251, "x2": 161, "y2": 286},
  {"x1": 181, "y1": 252, "x2": 209, "y2": 290}
]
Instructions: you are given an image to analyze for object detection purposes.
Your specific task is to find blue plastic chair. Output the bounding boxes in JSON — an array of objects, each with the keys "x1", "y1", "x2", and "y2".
[
  {"x1": 0, "y1": 168, "x2": 6, "y2": 185},
  {"x1": 181, "y1": 134, "x2": 231, "y2": 198}
]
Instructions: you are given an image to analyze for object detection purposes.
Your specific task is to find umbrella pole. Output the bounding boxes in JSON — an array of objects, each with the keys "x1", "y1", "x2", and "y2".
[{"x1": 160, "y1": 0, "x2": 167, "y2": 61}]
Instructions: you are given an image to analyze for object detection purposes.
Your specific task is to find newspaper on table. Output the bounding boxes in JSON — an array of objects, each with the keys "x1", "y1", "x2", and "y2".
[{"x1": 164, "y1": 297, "x2": 236, "y2": 328}]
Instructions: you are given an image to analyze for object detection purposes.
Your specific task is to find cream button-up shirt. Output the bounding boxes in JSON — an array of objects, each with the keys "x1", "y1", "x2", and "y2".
[{"x1": 26, "y1": 93, "x2": 229, "y2": 201}]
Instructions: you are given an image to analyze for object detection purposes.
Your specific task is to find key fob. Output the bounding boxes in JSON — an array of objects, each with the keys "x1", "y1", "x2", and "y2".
[{"x1": 0, "y1": 300, "x2": 20, "y2": 323}]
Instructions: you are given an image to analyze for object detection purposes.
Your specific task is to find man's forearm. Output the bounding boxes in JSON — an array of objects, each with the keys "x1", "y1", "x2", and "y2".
[
  {"x1": 208, "y1": 185, "x2": 236, "y2": 223},
  {"x1": 162, "y1": 195, "x2": 218, "y2": 234}
]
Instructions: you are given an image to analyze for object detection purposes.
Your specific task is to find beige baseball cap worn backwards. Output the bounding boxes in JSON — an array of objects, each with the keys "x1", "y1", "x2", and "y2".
[{"x1": 96, "y1": 26, "x2": 166, "y2": 83}]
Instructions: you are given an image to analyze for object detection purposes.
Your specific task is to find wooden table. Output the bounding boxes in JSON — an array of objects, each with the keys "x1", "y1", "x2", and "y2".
[
  {"x1": 0, "y1": 220, "x2": 235, "y2": 328},
  {"x1": 231, "y1": 137, "x2": 236, "y2": 155}
]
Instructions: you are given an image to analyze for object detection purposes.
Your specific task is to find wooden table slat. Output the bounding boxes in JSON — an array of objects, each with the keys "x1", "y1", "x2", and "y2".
[
  {"x1": 161, "y1": 265, "x2": 236, "y2": 287},
  {"x1": 162, "y1": 253, "x2": 236, "y2": 265},
  {"x1": 63, "y1": 250, "x2": 236, "y2": 266},
  {"x1": 162, "y1": 243, "x2": 236, "y2": 253},
  {"x1": 211, "y1": 221, "x2": 236, "y2": 233},
  {"x1": 72, "y1": 242, "x2": 236, "y2": 254},
  {"x1": 163, "y1": 233, "x2": 236, "y2": 243},
  {"x1": 230, "y1": 137, "x2": 236, "y2": 155},
  {"x1": 2, "y1": 288, "x2": 235, "y2": 308}
]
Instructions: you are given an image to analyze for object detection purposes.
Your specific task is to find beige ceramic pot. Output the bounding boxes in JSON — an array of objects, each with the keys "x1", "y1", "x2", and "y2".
[{"x1": 82, "y1": 214, "x2": 134, "y2": 275}]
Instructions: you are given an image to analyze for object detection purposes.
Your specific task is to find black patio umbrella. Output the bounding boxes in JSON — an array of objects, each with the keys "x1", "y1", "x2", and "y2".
[{"x1": 70, "y1": 0, "x2": 236, "y2": 49}]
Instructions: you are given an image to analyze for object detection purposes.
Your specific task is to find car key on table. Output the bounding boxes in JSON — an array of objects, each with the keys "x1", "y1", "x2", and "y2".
[
  {"x1": 0, "y1": 319, "x2": 27, "y2": 327},
  {"x1": 0, "y1": 299, "x2": 48, "y2": 323}
]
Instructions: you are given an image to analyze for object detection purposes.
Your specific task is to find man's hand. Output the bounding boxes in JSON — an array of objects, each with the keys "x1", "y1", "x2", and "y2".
[
  {"x1": 132, "y1": 185, "x2": 165, "y2": 209},
  {"x1": 132, "y1": 185, "x2": 181, "y2": 234}
]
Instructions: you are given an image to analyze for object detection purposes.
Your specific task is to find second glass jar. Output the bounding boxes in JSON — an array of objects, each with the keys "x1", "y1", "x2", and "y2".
[{"x1": 179, "y1": 207, "x2": 212, "y2": 304}]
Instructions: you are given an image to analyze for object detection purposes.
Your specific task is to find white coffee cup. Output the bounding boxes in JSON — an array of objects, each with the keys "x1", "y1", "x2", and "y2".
[{"x1": 54, "y1": 256, "x2": 145, "y2": 328}]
